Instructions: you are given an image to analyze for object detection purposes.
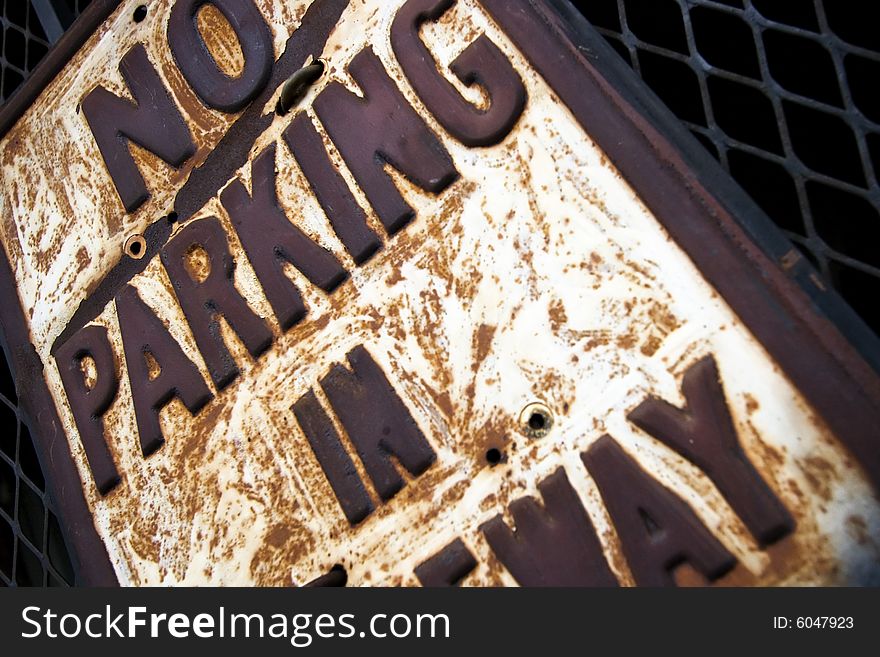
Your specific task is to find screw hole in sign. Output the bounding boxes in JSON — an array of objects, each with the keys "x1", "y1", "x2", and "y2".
[
  {"x1": 124, "y1": 234, "x2": 147, "y2": 260},
  {"x1": 520, "y1": 401, "x2": 554, "y2": 438}
]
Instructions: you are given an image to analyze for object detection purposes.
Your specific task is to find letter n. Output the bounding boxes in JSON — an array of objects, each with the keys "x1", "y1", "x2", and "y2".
[
  {"x1": 82, "y1": 44, "x2": 195, "y2": 213},
  {"x1": 319, "y1": 345, "x2": 436, "y2": 502},
  {"x1": 312, "y1": 47, "x2": 459, "y2": 235}
]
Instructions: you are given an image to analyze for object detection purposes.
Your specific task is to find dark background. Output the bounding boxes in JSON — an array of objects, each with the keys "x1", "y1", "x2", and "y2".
[{"x1": 1, "y1": 0, "x2": 878, "y2": 586}]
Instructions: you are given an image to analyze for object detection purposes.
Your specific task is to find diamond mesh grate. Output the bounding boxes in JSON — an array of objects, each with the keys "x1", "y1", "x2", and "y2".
[
  {"x1": 1, "y1": 353, "x2": 76, "y2": 586},
  {"x1": 1, "y1": 0, "x2": 92, "y2": 586},
  {"x1": 2, "y1": 1, "x2": 94, "y2": 102},
  {"x1": 1, "y1": 1, "x2": 49, "y2": 103},
  {"x1": 573, "y1": 0, "x2": 880, "y2": 334}
]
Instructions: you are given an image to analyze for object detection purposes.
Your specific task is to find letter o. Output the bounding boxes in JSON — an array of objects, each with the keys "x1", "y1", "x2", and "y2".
[{"x1": 167, "y1": 0, "x2": 273, "y2": 112}]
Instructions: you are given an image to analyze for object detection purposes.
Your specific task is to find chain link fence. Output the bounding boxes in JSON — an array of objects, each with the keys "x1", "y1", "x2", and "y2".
[
  {"x1": 0, "y1": 1, "x2": 50, "y2": 103},
  {"x1": 1, "y1": 0, "x2": 879, "y2": 585},
  {"x1": 1, "y1": 0, "x2": 92, "y2": 587},
  {"x1": 1, "y1": 356, "x2": 76, "y2": 586}
]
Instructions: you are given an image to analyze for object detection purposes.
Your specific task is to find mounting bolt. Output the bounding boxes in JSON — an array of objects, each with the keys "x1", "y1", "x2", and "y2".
[{"x1": 519, "y1": 401, "x2": 553, "y2": 438}]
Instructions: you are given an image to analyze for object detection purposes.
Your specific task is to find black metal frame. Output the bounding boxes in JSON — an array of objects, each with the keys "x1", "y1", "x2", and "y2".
[{"x1": 1, "y1": 0, "x2": 122, "y2": 587}]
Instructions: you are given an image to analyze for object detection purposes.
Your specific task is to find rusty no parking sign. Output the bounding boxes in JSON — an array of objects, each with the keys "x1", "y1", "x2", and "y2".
[{"x1": 0, "y1": 0, "x2": 879, "y2": 586}]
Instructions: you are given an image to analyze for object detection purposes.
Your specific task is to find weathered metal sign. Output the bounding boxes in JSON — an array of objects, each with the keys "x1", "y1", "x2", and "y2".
[{"x1": 1, "y1": 0, "x2": 879, "y2": 586}]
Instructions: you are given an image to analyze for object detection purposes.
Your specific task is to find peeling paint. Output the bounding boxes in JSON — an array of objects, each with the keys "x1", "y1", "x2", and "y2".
[{"x1": 1, "y1": 0, "x2": 878, "y2": 586}]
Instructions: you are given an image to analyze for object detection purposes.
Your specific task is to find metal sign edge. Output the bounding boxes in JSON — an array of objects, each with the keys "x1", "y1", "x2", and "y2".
[{"x1": 0, "y1": 0, "x2": 878, "y2": 585}]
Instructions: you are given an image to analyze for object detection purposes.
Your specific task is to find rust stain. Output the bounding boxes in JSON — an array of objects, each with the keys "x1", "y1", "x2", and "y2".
[
  {"x1": 385, "y1": 264, "x2": 405, "y2": 286},
  {"x1": 79, "y1": 354, "x2": 98, "y2": 390},
  {"x1": 672, "y1": 562, "x2": 709, "y2": 587},
  {"x1": 780, "y1": 249, "x2": 800, "y2": 271},
  {"x1": 799, "y1": 455, "x2": 836, "y2": 503},
  {"x1": 639, "y1": 335, "x2": 662, "y2": 357},
  {"x1": 744, "y1": 393, "x2": 760, "y2": 415},
  {"x1": 75, "y1": 246, "x2": 90, "y2": 273},
  {"x1": 266, "y1": 524, "x2": 294, "y2": 548},
  {"x1": 846, "y1": 515, "x2": 870, "y2": 546},
  {"x1": 144, "y1": 351, "x2": 161, "y2": 381},
  {"x1": 548, "y1": 299, "x2": 567, "y2": 334},
  {"x1": 197, "y1": 4, "x2": 246, "y2": 78},
  {"x1": 0, "y1": 0, "x2": 873, "y2": 588},
  {"x1": 473, "y1": 323, "x2": 496, "y2": 370},
  {"x1": 648, "y1": 301, "x2": 679, "y2": 333},
  {"x1": 183, "y1": 244, "x2": 211, "y2": 283},
  {"x1": 422, "y1": 380, "x2": 455, "y2": 420}
]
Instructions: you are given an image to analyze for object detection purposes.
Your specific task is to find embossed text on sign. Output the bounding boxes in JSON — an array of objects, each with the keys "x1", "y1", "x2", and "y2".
[{"x1": 0, "y1": 0, "x2": 878, "y2": 585}]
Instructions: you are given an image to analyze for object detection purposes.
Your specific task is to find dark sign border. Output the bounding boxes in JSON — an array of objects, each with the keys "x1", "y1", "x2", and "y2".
[
  {"x1": 1, "y1": 0, "x2": 879, "y2": 586},
  {"x1": 0, "y1": 0, "x2": 125, "y2": 586}
]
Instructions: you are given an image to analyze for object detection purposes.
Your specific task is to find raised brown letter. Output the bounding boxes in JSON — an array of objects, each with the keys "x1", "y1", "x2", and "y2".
[
  {"x1": 628, "y1": 356, "x2": 794, "y2": 546},
  {"x1": 221, "y1": 143, "x2": 348, "y2": 331},
  {"x1": 167, "y1": 0, "x2": 273, "y2": 112},
  {"x1": 55, "y1": 326, "x2": 120, "y2": 495},
  {"x1": 320, "y1": 345, "x2": 436, "y2": 501},
  {"x1": 415, "y1": 538, "x2": 478, "y2": 586},
  {"x1": 392, "y1": 0, "x2": 526, "y2": 147},
  {"x1": 82, "y1": 44, "x2": 195, "y2": 213},
  {"x1": 480, "y1": 467, "x2": 618, "y2": 586},
  {"x1": 161, "y1": 217, "x2": 273, "y2": 390},
  {"x1": 283, "y1": 114, "x2": 382, "y2": 265},
  {"x1": 116, "y1": 285, "x2": 213, "y2": 457},
  {"x1": 292, "y1": 390, "x2": 374, "y2": 525},
  {"x1": 313, "y1": 48, "x2": 459, "y2": 235},
  {"x1": 582, "y1": 435, "x2": 736, "y2": 587}
]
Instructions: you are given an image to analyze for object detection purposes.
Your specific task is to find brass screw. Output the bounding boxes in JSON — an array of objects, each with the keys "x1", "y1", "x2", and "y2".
[{"x1": 519, "y1": 402, "x2": 553, "y2": 438}]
